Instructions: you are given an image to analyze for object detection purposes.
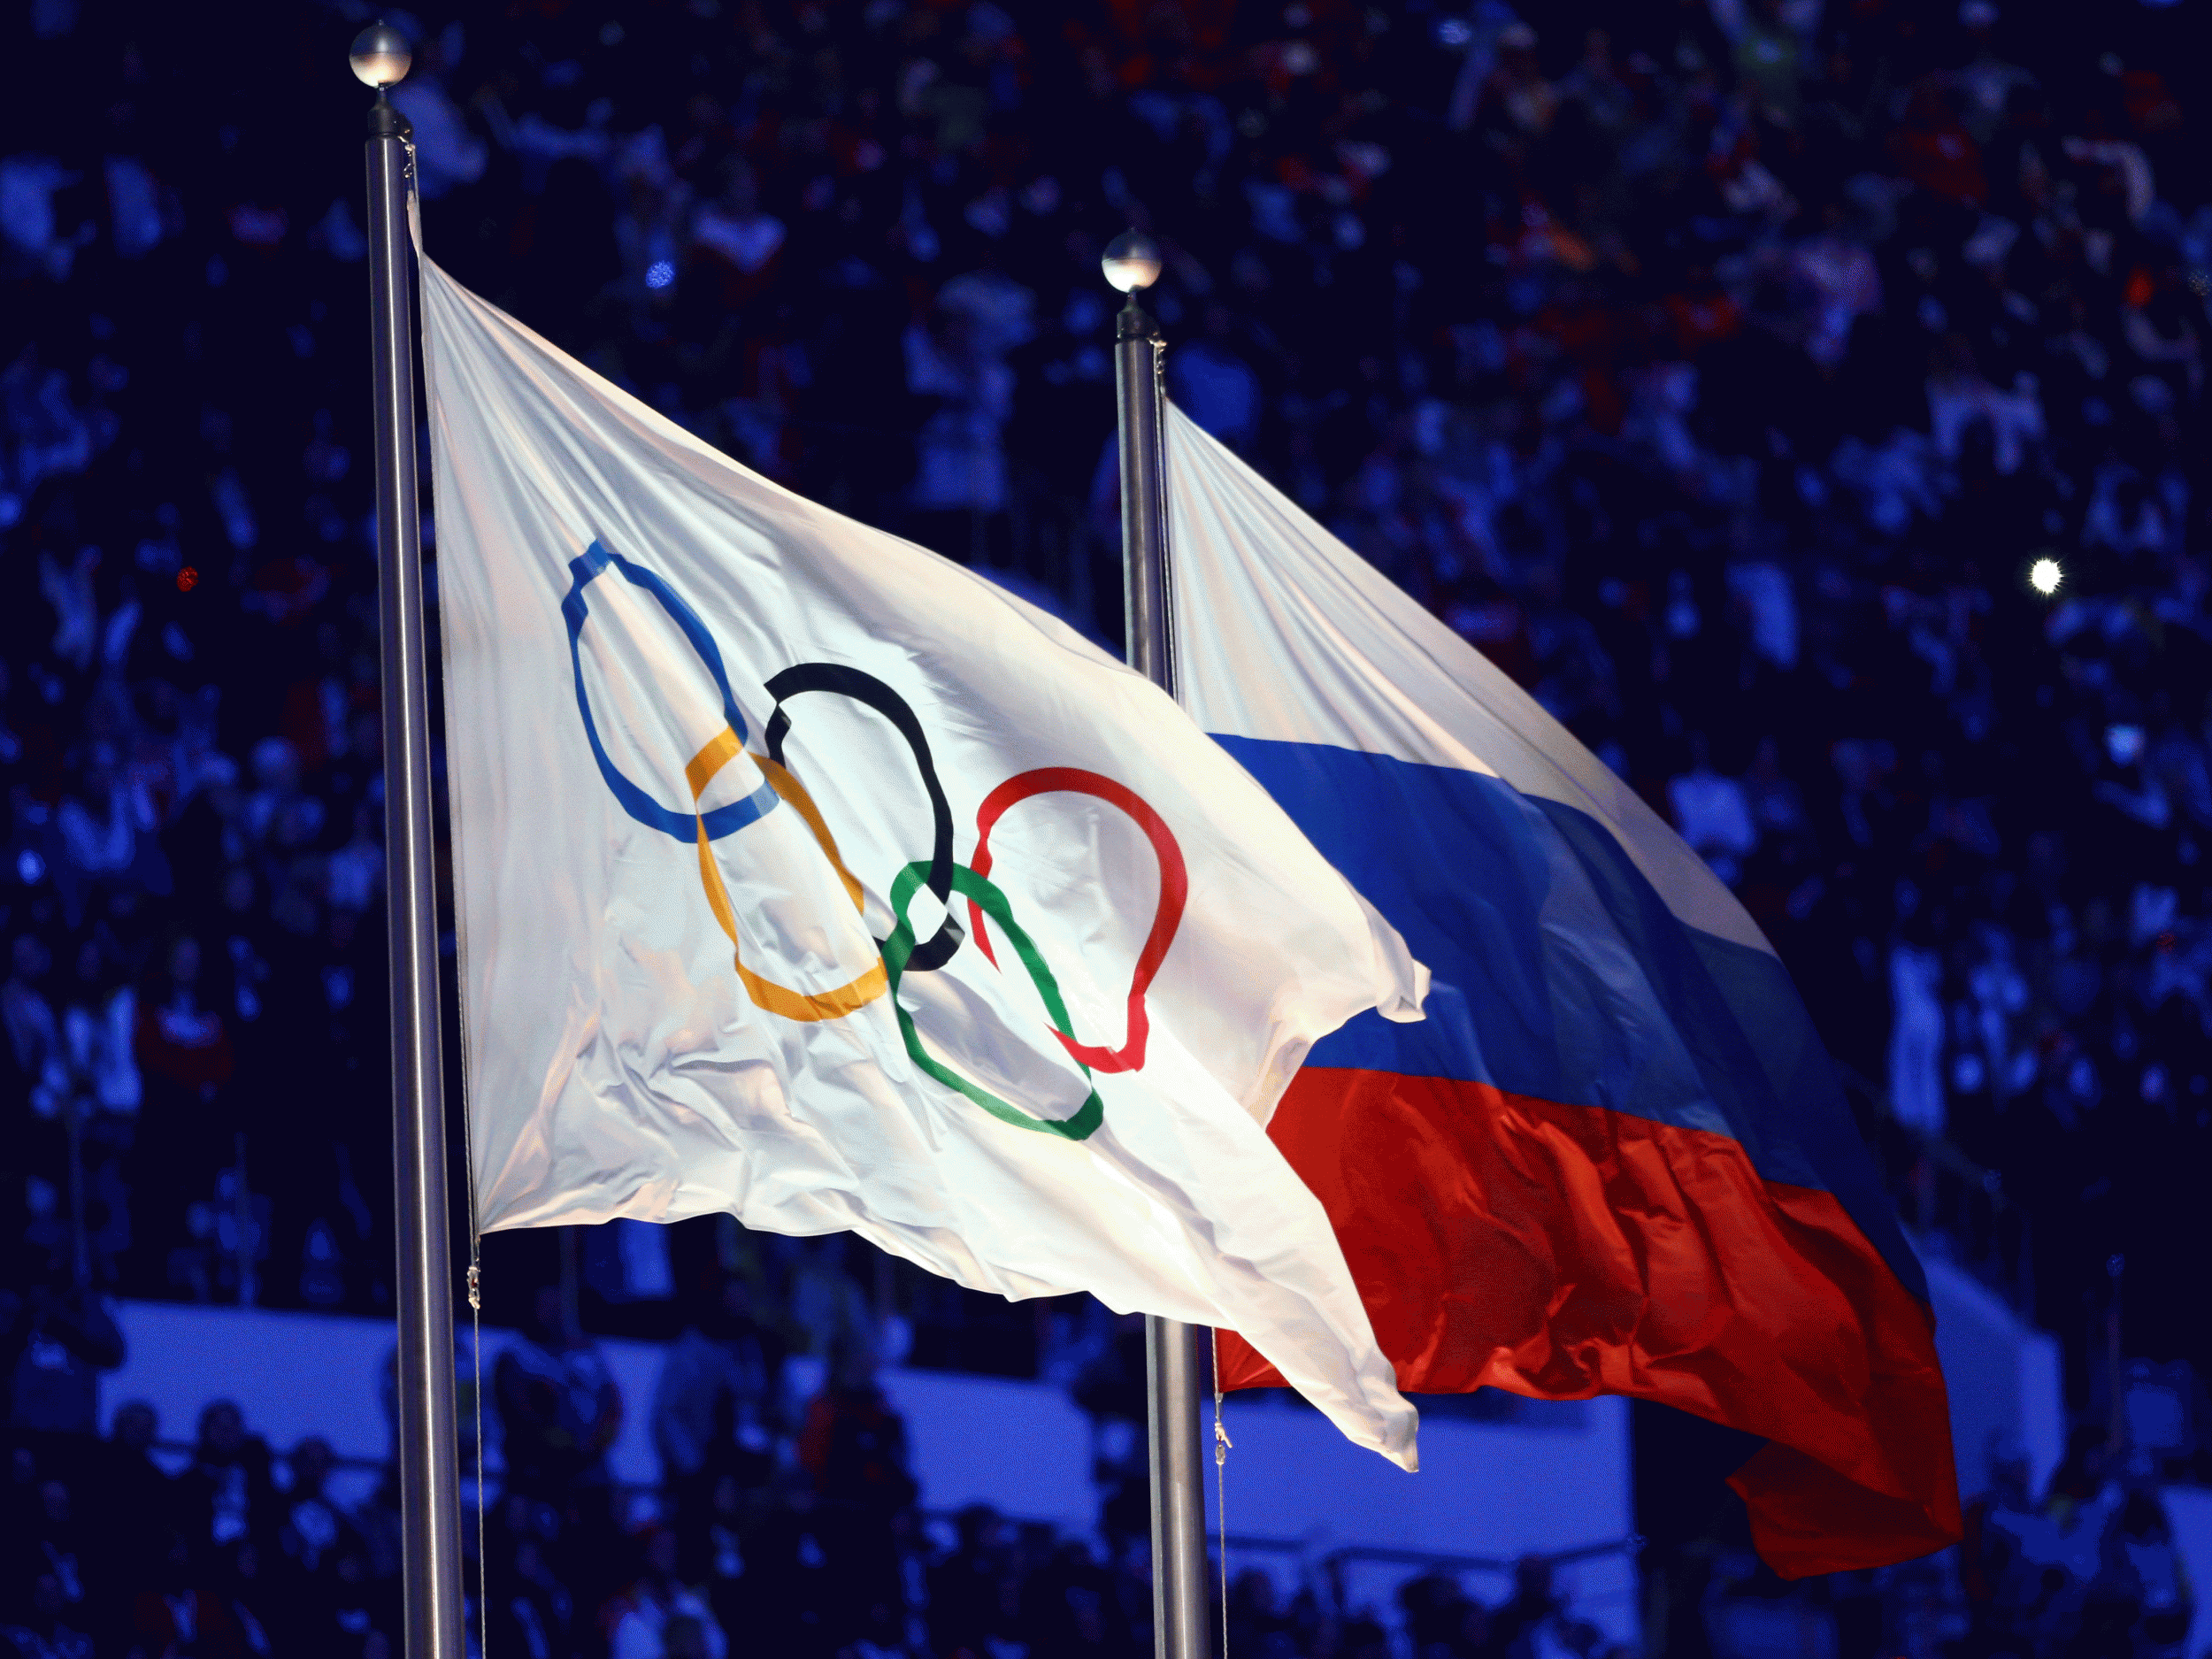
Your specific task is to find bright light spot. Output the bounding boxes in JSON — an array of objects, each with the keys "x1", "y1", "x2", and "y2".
[
  {"x1": 1437, "y1": 17, "x2": 1473, "y2": 45},
  {"x1": 646, "y1": 260, "x2": 675, "y2": 291},
  {"x1": 2030, "y1": 557, "x2": 2062, "y2": 595}
]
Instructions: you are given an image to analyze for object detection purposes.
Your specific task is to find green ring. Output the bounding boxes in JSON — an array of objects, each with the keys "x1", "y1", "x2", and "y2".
[{"x1": 880, "y1": 859, "x2": 1104, "y2": 1141}]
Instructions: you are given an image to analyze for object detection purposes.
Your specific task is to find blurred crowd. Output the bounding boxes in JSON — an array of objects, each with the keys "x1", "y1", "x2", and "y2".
[
  {"x1": 1, "y1": 1268, "x2": 2197, "y2": 1659},
  {"x1": 1, "y1": 1257, "x2": 1653, "y2": 1659},
  {"x1": 1665, "y1": 1423, "x2": 2199, "y2": 1659},
  {"x1": 1950, "y1": 1427, "x2": 2194, "y2": 1659},
  {"x1": 4, "y1": 0, "x2": 2212, "y2": 1651}
]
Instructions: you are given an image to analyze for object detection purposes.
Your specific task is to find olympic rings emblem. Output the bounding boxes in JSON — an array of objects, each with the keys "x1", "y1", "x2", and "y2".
[{"x1": 564, "y1": 541, "x2": 1185, "y2": 1141}]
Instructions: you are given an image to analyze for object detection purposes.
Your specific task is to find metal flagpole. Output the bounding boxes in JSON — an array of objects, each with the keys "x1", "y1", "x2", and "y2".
[
  {"x1": 1103, "y1": 230, "x2": 1211, "y2": 1659},
  {"x1": 353, "y1": 24, "x2": 467, "y2": 1659}
]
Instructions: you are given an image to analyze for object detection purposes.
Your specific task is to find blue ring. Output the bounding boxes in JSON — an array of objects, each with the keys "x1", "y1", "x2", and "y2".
[{"x1": 563, "y1": 540, "x2": 779, "y2": 842}]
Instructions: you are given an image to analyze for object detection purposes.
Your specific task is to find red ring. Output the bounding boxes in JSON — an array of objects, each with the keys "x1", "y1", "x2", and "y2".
[{"x1": 967, "y1": 767, "x2": 1187, "y2": 1074}]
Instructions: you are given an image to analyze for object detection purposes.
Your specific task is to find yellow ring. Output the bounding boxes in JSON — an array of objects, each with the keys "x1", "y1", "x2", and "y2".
[{"x1": 687, "y1": 728, "x2": 887, "y2": 1022}]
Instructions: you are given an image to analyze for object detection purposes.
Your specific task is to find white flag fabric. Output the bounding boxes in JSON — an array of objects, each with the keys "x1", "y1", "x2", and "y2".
[{"x1": 416, "y1": 256, "x2": 1425, "y2": 1464}]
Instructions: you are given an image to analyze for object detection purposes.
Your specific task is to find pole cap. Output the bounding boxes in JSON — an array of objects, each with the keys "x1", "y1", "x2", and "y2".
[
  {"x1": 349, "y1": 20, "x2": 412, "y2": 88},
  {"x1": 1102, "y1": 230, "x2": 1163, "y2": 294}
]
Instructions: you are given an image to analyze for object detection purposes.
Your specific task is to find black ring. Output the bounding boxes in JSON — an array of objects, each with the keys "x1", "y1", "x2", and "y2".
[{"x1": 764, "y1": 664, "x2": 964, "y2": 972}]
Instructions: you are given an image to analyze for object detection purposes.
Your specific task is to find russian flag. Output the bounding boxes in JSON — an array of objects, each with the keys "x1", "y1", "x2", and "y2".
[{"x1": 1164, "y1": 406, "x2": 1960, "y2": 1577}]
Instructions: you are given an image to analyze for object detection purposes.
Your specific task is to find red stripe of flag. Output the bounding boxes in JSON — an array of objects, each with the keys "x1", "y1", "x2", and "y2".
[{"x1": 1217, "y1": 1067, "x2": 1962, "y2": 1578}]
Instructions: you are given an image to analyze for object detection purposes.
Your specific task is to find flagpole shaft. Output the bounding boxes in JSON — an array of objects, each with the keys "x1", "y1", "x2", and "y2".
[
  {"x1": 1116, "y1": 302, "x2": 1209, "y2": 1659},
  {"x1": 1116, "y1": 314, "x2": 1175, "y2": 695},
  {"x1": 366, "y1": 97, "x2": 466, "y2": 1659},
  {"x1": 1145, "y1": 1314, "x2": 1211, "y2": 1657}
]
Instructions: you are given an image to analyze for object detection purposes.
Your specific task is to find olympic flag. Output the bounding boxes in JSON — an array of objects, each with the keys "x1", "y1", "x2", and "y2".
[
  {"x1": 1164, "y1": 405, "x2": 1959, "y2": 1573},
  {"x1": 414, "y1": 257, "x2": 1426, "y2": 1463}
]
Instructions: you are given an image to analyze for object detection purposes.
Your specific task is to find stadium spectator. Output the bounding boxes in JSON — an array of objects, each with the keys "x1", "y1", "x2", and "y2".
[
  {"x1": 496, "y1": 1286, "x2": 623, "y2": 1496},
  {"x1": 602, "y1": 1525, "x2": 726, "y2": 1659},
  {"x1": 174, "y1": 1400, "x2": 279, "y2": 1565}
]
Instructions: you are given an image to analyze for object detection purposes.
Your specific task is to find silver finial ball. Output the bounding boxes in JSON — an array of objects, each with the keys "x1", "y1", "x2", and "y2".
[
  {"x1": 349, "y1": 21, "x2": 412, "y2": 88},
  {"x1": 1101, "y1": 230, "x2": 1163, "y2": 294}
]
